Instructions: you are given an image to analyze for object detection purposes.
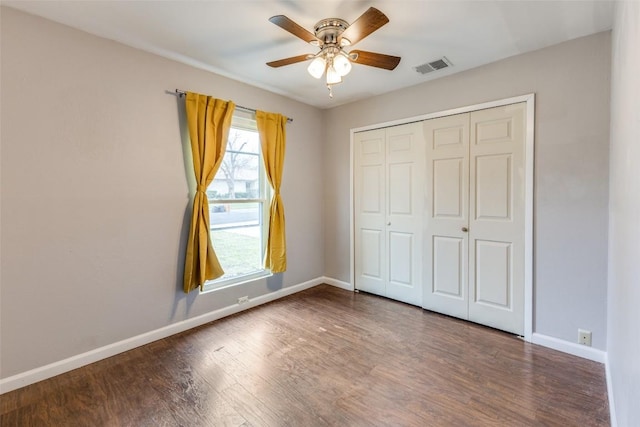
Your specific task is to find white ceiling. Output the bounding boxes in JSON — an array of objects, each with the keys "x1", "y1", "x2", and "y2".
[{"x1": 4, "y1": 1, "x2": 614, "y2": 109}]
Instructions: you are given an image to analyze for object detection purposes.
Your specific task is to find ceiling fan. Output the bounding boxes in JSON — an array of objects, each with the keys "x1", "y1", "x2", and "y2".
[{"x1": 266, "y1": 7, "x2": 401, "y2": 98}]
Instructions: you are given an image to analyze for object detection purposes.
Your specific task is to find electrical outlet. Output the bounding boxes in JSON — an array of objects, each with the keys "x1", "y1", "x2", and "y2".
[
  {"x1": 578, "y1": 329, "x2": 592, "y2": 346},
  {"x1": 238, "y1": 296, "x2": 249, "y2": 305}
]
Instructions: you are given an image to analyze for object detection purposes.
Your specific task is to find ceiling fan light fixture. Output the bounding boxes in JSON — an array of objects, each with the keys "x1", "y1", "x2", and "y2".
[
  {"x1": 333, "y1": 54, "x2": 352, "y2": 77},
  {"x1": 307, "y1": 56, "x2": 326, "y2": 79},
  {"x1": 268, "y1": 8, "x2": 399, "y2": 98},
  {"x1": 326, "y1": 65, "x2": 342, "y2": 85}
]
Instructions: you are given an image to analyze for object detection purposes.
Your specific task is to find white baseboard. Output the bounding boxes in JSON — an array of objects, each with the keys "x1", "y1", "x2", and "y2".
[
  {"x1": 322, "y1": 276, "x2": 354, "y2": 291},
  {"x1": 531, "y1": 332, "x2": 606, "y2": 363},
  {"x1": 0, "y1": 277, "x2": 325, "y2": 395},
  {"x1": 605, "y1": 353, "x2": 617, "y2": 427}
]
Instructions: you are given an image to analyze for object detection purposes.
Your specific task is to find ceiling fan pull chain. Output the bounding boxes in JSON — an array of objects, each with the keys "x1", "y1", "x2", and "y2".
[{"x1": 327, "y1": 84, "x2": 334, "y2": 98}]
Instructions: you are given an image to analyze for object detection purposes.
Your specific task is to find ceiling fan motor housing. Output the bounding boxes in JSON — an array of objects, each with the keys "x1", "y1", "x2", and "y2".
[{"x1": 313, "y1": 18, "x2": 350, "y2": 46}]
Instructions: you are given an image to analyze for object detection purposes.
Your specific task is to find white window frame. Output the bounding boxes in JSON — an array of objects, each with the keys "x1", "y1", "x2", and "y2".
[{"x1": 201, "y1": 112, "x2": 272, "y2": 293}]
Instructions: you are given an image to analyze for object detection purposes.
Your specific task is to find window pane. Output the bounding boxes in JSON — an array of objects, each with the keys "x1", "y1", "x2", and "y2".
[
  {"x1": 210, "y1": 202, "x2": 263, "y2": 280},
  {"x1": 211, "y1": 152, "x2": 259, "y2": 199},
  {"x1": 208, "y1": 127, "x2": 261, "y2": 201},
  {"x1": 203, "y1": 120, "x2": 270, "y2": 291},
  {"x1": 228, "y1": 128, "x2": 259, "y2": 154}
]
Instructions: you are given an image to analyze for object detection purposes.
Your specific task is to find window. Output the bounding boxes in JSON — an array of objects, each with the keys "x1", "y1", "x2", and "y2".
[{"x1": 204, "y1": 113, "x2": 271, "y2": 291}]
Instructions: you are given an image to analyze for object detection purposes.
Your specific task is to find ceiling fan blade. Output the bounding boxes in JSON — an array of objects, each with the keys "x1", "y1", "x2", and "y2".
[
  {"x1": 267, "y1": 54, "x2": 313, "y2": 68},
  {"x1": 341, "y1": 7, "x2": 389, "y2": 46},
  {"x1": 269, "y1": 15, "x2": 319, "y2": 44},
  {"x1": 351, "y1": 50, "x2": 401, "y2": 70}
]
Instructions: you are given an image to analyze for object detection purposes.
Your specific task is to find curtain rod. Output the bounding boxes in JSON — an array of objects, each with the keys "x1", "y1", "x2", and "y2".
[{"x1": 171, "y1": 89, "x2": 292, "y2": 123}]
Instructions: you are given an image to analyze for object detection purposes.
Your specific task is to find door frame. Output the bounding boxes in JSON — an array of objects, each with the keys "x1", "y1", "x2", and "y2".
[{"x1": 350, "y1": 93, "x2": 535, "y2": 342}]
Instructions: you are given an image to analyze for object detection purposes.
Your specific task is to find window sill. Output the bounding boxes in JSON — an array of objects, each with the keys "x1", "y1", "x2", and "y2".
[{"x1": 200, "y1": 270, "x2": 272, "y2": 294}]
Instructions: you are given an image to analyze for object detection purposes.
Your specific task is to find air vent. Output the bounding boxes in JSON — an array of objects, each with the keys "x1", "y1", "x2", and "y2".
[{"x1": 414, "y1": 57, "x2": 453, "y2": 74}]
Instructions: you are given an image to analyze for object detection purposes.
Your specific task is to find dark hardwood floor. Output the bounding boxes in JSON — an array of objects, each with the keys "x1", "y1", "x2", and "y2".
[{"x1": 1, "y1": 285, "x2": 609, "y2": 426}]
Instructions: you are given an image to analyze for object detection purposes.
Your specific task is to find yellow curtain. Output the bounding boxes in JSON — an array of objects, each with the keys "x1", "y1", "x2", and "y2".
[
  {"x1": 183, "y1": 92, "x2": 235, "y2": 293},
  {"x1": 256, "y1": 111, "x2": 288, "y2": 273}
]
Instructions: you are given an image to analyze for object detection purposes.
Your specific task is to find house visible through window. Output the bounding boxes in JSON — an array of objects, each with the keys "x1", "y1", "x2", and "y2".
[{"x1": 204, "y1": 113, "x2": 271, "y2": 291}]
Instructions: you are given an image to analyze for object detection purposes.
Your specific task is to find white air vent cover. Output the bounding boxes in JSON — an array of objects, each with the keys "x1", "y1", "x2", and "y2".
[{"x1": 414, "y1": 57, "x2": 453, "y2": 74}]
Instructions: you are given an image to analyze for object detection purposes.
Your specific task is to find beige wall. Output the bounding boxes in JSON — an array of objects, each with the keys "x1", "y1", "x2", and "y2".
[
  {"x1": 0, "y1": 7, "x2": 325, "y2": 378},
  {"x1": 607, "y1": 2, "x2": 640, "y2": 424},
  {"x1": 324, "y1": 32, "x2": 611, "y2": 349}
]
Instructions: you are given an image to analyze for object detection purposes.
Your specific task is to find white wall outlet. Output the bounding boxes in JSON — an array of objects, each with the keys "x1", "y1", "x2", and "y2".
[
  {"x1": 578, "y1": 329, "x2": 592, "y2": 346},
  {"x1": 238, "y1": 296, "x2": 249, "y2": 305}
]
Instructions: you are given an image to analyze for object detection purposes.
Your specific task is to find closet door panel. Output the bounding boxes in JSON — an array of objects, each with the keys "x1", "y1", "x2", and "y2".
[
  {"x1": 354, "y1": 129, "x2": 387, "y2": 297},
  {"x1": 423, "y1": 113, "x2": 470, "y2": 319},
  {"x1": 468, "y1": 103, "x2": 526, "y2": 335},
  {"x1": 385, "y1": 123, "x2": 424, "y2": 306},
  {"x1": 432, "y1": 236, "x2": 464, "y2": 298},
  {"x1": 433, "y1": 158, "x2": 464, "y2": 218},
  {"x1": 388, "y1": 231, "x2": 413, "y2": 286}
]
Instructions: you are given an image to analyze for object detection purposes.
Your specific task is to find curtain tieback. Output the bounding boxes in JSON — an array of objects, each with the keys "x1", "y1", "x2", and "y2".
[{"x1": 196, "y1": 185, "x2": 207, "y2": 193}]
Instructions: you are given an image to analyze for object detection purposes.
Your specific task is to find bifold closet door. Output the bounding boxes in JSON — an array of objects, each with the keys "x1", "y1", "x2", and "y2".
[
  {"x1": 354, "y1": 122, "x2": 424, "y2": 306},
  {"x1": 354, "y1": 128, "x2": 386, "y2": 297},
  {"x1": 468, "y1": 104, "x2": 526, "y2": 335},
  {"x1": 423, "y1": 113, "x2": 470, "y2": 320},
  {"x1": 423, "y1": 103, "x2": 526, "y2": 335}
]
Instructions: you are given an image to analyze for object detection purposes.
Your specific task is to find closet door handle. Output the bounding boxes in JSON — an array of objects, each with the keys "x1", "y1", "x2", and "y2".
[
  {"x1": 387, "y1": 222, "x2": 391, "y2": 226},
  {"x1": 462, "y1": 227, "x2": 468, "y2": 232}
]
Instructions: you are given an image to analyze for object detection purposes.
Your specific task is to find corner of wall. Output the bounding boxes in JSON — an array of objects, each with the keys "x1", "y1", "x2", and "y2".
[
  {"x1": 322, "y1": 276, "x2": 354, "y2": 291},
  {"x1": 531, "y1": 333, "x2": 606, "y2": 363},
  {"x1": 604, "y1": 352, "x2": 618, "y2": 427}
]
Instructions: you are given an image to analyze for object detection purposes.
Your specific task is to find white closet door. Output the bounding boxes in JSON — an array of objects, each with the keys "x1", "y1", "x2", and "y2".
[
  {"x1": 385, "y1": 122, "x2": 424, "y2": 305},
  {"x1": 423, "y1": 113, "x2": 470, "y2": 319},
  {"x1": 423, "y1": 103, "x2": 526, "y2": 335},
  {"x1": 354, "y1": 129, "x2": 386, "y2": 297},
  {"x1": 354, "y1": 123, "x2": 424, "y2": 306},
  {"x1": 468, "y1": 104, "x2": 526, "y2": 335}
]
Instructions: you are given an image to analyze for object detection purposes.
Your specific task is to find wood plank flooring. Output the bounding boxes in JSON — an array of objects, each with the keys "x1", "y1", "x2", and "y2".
[{"x1": 1, "y1": 284, "x2": 609, "y2": 426}]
